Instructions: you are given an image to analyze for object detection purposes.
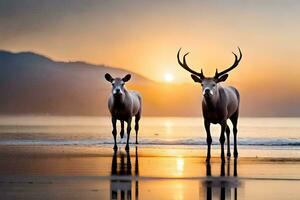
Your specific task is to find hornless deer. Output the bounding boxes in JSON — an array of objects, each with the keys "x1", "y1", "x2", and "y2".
[
  {"x1": 177, "y1": 48, "x2": 242, "y2": 161},
  {"x1": 105, "y1": 73, "x2": 142, "y2": 151}
]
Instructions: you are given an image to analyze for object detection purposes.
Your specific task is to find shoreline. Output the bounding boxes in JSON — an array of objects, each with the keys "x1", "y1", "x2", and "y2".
[
  {"x1": 0, "y1": 144, "x2": 299, "y2": 199},
  {"x1": 0, "y1": 144, "x2": 299, "y2": 158}
]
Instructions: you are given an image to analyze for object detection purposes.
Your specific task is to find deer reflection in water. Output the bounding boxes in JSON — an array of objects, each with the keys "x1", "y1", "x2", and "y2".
[
  {"x1": 110, "y1": 147, "x2": 139, "y2": 200},
  {"x1": 203, "y1": 159, "x2": 239, "y2": 200}
]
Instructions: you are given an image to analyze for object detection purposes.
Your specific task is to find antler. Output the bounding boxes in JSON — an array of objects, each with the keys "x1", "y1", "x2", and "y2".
[
  {"x1": 177, "y1": 48, "x2": 204, "y2": 78},
  {"x1": 215, "y1": 47, "x2": 242, "y2": 78}
]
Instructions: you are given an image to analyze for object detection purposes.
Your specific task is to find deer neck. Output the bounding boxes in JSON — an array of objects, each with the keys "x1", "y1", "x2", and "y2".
[
  {"x1": 113, "y1": 89, "x2": 128, "y2": 108},
  {"x1": 203, "y1": 90, "x2": 219, "y2": 110}
]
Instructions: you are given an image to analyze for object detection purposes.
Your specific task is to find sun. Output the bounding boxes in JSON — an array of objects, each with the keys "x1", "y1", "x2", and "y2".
[{"x1": 164, "y1": 73, "x2": 174, "y2": 82}]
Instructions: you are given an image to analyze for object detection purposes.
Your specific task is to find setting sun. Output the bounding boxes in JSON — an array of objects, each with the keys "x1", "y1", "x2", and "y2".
[{"x1": 164, "y1": 73, "x2": 174, "y2": 82}]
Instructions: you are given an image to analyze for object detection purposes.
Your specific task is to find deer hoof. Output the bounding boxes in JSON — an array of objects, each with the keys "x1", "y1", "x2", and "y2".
[
  {"x1": 227, "y1": 152, "x2": 231, "y2": 157},
  {"x1": 221, "y1": 157, "x2": 226, "y2": 162},
  {"x1": 206, "y1": 156, "x2": 211, "y2": 162},
  {"x1": 234, "y1": 152, "x2": 238, "y2": 158},
  {"x1": 113, "y1": 145, "x2": 118, "y2": 151}
]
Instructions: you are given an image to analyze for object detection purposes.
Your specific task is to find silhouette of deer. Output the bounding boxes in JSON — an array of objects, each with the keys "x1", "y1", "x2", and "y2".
[
  {"x1": 177, "y1": 48, "x2": 242, "y2": 161},
  {"x1": 105, "y1": 73, "x2": 142, "y2": 151}
]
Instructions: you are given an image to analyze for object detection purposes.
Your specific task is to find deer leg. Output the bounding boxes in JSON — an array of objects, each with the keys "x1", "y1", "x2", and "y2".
[
  {"x1": 226, "y1": 125, "x2": 231, "y2": 158},
  {"x1": 220, "y1": 121, "x2": 227, "y2": 162},
  {"x1": 204, "y1": 120, "x2": 212, "y2": 162},
  {"x1": 230, "y1": 112, "x2": 239, "y2": 158},
  {"x1": 125, "y1": 117, "x2": 132, "y2": 151},
  {"x1": 111, "y1": 117, "x2": 118, "y2": 151},
  {"x1": 135, "y1": 112, "x2": 141, "y2": 144},
  {"x1": 120, "y1": 120, "x2": 125, "y2": 139},
  {"x1": 233, "y1": 126, "x2": 238, "y2": 158}
]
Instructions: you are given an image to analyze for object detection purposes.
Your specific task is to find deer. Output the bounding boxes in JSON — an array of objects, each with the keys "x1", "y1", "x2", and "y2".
[
  {"x1": 177, "y1": 47, "x2": 242, "y2": 161},
  {"x1": 105, "y1": 73, "x2": 142, "y2": 151}
]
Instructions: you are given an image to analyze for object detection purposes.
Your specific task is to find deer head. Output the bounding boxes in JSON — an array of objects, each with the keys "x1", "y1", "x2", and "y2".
[
  {"x1": 105, "y1": 73, "x2": 131, "y2": 98},
  {"x1": 177, "y1": 47, "x2": 242, "y2": 99}
]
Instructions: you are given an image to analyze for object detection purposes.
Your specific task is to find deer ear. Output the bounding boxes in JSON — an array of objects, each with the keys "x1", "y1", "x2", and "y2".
[
  {"x1": 122, "y1": 74, "x2": 131, "y2": 82},
  {"x1": 217, "y1": 74, "x2": 228, "y2": 82},
  {"x1": 105, "y1": 73, "x2": 113, "y2": 82},
  {"x1": 191, "y1": 74, "x2": 202, "y2": 83}
]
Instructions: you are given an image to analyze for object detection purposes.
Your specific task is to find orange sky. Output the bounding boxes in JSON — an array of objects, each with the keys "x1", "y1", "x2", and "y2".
[{"x1": 1, "y1": 0, "x2": 300, "y2": 87}]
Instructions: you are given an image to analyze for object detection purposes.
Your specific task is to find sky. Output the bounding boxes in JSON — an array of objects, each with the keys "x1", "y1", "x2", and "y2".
[{"x1": 1, "y1": 0, "x2": 300, "y2": 86}]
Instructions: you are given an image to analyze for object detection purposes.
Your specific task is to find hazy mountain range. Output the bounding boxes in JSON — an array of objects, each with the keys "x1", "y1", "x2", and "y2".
[{"x1": 0, "y1": 50, "x2": 299, "y2": 117}]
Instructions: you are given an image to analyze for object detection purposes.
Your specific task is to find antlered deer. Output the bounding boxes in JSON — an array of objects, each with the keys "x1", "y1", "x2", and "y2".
[
  {"x1": 177, "y1": 48, "x2": 242, "y2": 161},
  {"x1": 105, "y1": 73, "x2": 142, "y2": 151}
]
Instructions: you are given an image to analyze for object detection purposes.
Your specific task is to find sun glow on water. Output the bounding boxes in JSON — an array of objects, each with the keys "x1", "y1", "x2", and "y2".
[{"x1": 175, "y1": 157, "x2": 185, "y2": 176}]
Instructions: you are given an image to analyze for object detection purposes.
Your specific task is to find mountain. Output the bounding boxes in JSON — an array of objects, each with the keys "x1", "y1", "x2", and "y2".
[
  {"x1": 0, "y1": 50, "x2": 299, "y2": 117},
  {"x1": 0, "y1": 50, "x2": 202, "y2": 116}
]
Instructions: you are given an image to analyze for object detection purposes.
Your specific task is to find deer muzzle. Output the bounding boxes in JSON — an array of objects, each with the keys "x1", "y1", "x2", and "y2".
[
  {"x1": 203, "y1": 88, "x2": 214, "y2": 97},
  {"x1": 113, "y1": 87, "x2": 123, "y2": 96}
]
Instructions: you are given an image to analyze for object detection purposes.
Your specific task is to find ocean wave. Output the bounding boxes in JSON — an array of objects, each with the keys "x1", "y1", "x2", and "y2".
[{"x1": 0, "y1": 137, "x2": 299, "y2": 146}]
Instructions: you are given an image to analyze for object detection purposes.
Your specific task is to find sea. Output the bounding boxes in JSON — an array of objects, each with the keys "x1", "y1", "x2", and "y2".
[{"x1": 0, "y1": 116, "x2": 299, "y2": 150}]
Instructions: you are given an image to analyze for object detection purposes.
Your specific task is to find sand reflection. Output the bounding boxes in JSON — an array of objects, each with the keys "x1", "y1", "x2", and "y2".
[
  {"x1": 109, "y1": 147, "x2": 241, "y2": 200},
  {"x1": 203, "y1": 159, "x2": 239, "y2": 200},
  {"x1": 110, "y1": 147, "x2": 139, "y2": 200}
]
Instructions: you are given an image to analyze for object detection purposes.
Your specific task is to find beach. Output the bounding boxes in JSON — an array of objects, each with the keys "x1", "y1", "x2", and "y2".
[
  {"x1": 2, "y1": 1, "x2": 300, "y2": 199},
  {"x1": 0, "y1": 116, "x2": 299, "y2": 199},
  {"x1": 0, "y1": 145, "x2": 299, "y2": 200}
]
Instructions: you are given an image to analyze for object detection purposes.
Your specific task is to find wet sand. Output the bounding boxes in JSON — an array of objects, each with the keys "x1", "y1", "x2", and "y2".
[{"x1": 0, "y1": 145, "x2": 299, "y2": 200}]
